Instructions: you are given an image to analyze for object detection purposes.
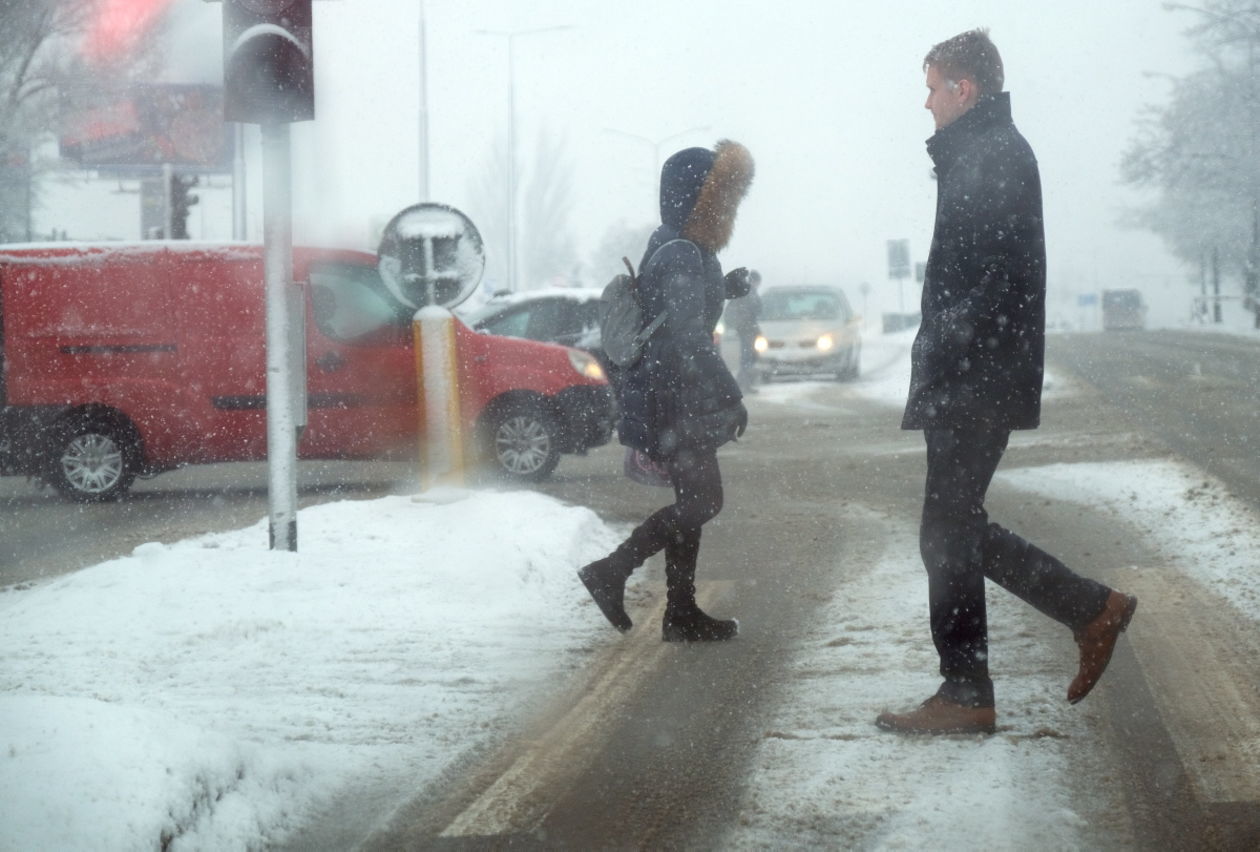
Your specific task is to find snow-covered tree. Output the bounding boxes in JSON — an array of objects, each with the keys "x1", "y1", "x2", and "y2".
[
  {"x1": 1122, "y1": 1, "x2": 1260, "y2": 324},
  {"x1": 591, "y1": 219, "x2": 656, "y2": 281},
  {"x1": 0, "y1": 0, "x2": 166, "y2": 242},
  {"x1": 520, "y1": 130, "x2": 577, "y2": 288},
  {"x1": 0, "y1": 1, "x2": 87, "y2": 240},
  {"x1": 466, "y1": 127, "x2": 577, "y2": 291}
]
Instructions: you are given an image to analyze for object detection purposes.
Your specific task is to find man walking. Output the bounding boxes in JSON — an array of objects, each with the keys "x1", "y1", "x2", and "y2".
[
  {"x1": 724, "y1": 269, "x2": 762, "y2": 391},
  {"x1": 877, "y1": 29, "x2": 1138, "y2": 735}
]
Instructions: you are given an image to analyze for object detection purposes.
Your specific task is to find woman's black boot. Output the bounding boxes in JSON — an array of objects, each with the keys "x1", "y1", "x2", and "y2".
[
  {"x1": 577, "y1": 523, "x2": 662, "y2": 632},
  {"x1": 578, "y1": 556, "x2": 634, "y2": 632},
  {"x1": 662, "y1": 530, "x2": 737, "y2": 642}
]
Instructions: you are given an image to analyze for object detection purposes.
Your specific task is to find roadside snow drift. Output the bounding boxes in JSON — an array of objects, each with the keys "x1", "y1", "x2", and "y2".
[{"x1": 0, "y1": 490, "x2": 621, "y2": 849}]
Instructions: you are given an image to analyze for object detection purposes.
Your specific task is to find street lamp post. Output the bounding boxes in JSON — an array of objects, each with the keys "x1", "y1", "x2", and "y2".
[
  {"x1": 418, "y1": 0, "x2": 430, "y2": 202},
  {"x1": 603, "y1": 125, "x2": 712, "y2": 220},
  {"x1": 476, "y1": 24, "x2": 571, "y2": 291}
]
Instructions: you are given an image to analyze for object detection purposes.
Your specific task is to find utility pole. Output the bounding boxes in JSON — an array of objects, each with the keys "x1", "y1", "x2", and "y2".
[
  {"x1": 232, "y1": 124, "x2": 247, "y2": 240},
  {"x1": 162, "y1": 162, "x2": 173, "y2": 238},
  {"x1": 1213, "y1": 246, "x2": 1223, "y2": 324},
  {"x1": 418, "y1": 1, "x2": 429, "y2": 201},
  {"x1": 221, "y1": 0, "x2": 315, "y2": 552}
]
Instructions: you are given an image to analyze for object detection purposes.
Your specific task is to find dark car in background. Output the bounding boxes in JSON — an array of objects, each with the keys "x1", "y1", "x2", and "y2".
[
  {"x1": 1102, "y1": 288, "x2": 1147, "y2": 330},
  {"x1": 754, "y1": 285, "x2": 862, "y2": 381},
  {"x1": 465, "y1": 288, "x2": 608, "y2": 360},
  {"x1": 462, "y1": 287, "x2": 615, "y2": 462}
]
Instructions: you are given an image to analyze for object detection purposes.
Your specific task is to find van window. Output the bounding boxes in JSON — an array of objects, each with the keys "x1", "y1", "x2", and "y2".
[{"x1": 309, "y1": 262, "x2": 411, "y2": 343}]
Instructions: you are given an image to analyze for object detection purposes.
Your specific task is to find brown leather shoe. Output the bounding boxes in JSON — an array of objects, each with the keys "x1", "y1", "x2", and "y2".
[
  {"x1": 1068, "y1": 590, "x2": 1138, "y2": 704},
  {"x1": 875, "y1": 694, "x2": 997, "y2": 735}
]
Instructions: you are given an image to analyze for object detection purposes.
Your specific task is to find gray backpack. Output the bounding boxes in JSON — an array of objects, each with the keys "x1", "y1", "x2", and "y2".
[{"x1": 600, "y1": 256, "x2": 668, "y2": 368}]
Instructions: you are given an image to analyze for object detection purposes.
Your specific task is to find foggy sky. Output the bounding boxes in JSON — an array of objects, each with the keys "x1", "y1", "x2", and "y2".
[{"x1": 142, "y1": 1, "x2": 1199, "y2": 320}]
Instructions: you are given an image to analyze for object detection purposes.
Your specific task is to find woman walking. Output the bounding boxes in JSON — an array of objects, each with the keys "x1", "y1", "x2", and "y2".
[{"x1": 579, "y1": 139, "x2": 755, "y2": 642}]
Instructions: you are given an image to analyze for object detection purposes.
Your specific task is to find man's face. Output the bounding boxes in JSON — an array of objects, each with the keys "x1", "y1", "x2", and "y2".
[{"x1": 924, "y1": 64, "x2": 973, "y2": 130}]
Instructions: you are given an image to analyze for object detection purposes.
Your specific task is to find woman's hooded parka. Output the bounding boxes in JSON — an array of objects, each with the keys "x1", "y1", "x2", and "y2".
[{"x1": 617, "y1": 140, "x2": 755, "y2": 460}]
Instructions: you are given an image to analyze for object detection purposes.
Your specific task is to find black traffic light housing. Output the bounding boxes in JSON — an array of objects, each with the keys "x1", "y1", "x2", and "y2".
[
  {"x1": 223, "y1": 0, "x2": 314, "y2": 124},
  {"x1": 170, "y1": 174, "x2": 199, "y2": 239}
]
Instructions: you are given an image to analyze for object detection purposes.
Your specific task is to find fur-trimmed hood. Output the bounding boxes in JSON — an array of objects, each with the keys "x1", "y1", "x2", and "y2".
[{"x1": 658, "y1": 139, "x2": 754, "y2": 253}]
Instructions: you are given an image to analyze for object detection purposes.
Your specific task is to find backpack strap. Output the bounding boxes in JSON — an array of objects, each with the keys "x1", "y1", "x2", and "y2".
[
  {"x1": 628, "y1": 239, "x2": 698, "y2": 350},
  {"x1": 633, "y1": 309, "x2": 669, "y2": 349}
]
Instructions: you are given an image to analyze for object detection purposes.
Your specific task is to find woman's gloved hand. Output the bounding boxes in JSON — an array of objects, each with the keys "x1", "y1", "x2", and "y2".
[{"x1": 723, "y1": 267, "x2": 754, "y2": 299}]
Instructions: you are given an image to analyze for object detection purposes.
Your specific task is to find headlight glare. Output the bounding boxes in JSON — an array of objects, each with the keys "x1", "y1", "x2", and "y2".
[
  {"x1": 754, "y1": 334, "x2": 768, "y2": 353},
  {"x1": 816, "y1": 333, "x2": 835, "y2": 352},
  {"x1": 568, "y1": 348, "x2": 606, "y2": 381}
]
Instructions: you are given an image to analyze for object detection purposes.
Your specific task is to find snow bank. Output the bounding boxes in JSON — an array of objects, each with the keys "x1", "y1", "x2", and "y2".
[{"x1": 0, "y1": 490, "x2": 622, "y2": 850}]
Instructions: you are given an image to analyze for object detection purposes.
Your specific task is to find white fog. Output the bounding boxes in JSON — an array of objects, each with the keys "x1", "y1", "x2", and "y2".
[
  {"x1": 32, "y1": 0, "x2": 1205, "y2": 325},
  {"x1": 3, "y1": 1, "x2": 1260, "y2": 849}
]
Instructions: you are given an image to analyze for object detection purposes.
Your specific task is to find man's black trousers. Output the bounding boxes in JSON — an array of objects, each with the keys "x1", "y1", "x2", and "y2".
[{"x1": 920, "y1": 427, "x2": 1112, "y2": 707}]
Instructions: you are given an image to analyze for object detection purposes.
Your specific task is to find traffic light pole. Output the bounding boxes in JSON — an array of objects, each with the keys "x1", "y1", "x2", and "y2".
[
  {"x1": 262, "y1": 122, "x2": 299, "y2": 551},
  {"x1": 220, "y1": 0, "x2": 315, "y2": 550}
]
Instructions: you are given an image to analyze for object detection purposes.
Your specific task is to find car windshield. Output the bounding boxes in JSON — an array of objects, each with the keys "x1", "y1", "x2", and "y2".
[
  {"x1": 463, "y1": 299, "x2": 512, "y2": 328},
  {"x1": 761, "y1": 290, "x2": 844, "y2": 322}
]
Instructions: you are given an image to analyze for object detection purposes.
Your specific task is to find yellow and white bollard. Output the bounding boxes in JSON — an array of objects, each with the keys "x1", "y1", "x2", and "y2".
[{"x1": 414, "y1": 306, "x2": 465, "y2": 491}]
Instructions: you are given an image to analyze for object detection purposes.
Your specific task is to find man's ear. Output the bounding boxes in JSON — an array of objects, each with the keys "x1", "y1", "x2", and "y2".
[{"x1": 957, "y1": 77, "x2": 979, "y2": 105}]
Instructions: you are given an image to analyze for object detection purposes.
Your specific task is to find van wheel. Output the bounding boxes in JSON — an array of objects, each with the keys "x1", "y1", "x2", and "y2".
[
  {"x1": 486, "y1": 403, "x2": 560, "y2": 482},
  {"x1": 50, "y1": 419, "x2": 138, "y2": 501}
]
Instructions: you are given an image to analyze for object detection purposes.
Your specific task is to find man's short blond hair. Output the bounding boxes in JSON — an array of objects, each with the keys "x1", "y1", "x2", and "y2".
[{"x1": 924, "y1": 28, "x2": 1004, "y2": 96}]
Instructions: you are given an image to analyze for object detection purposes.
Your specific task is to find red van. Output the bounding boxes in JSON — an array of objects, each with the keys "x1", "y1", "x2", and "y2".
[{"x1": 0, "y1": 242, "x2": 613, "y2": 500}]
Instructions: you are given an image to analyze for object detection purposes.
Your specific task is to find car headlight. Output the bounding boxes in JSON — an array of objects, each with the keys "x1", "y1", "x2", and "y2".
[
  {"x1": 568, "y1": 349, "x2": 606, "y2": 381},
  {"x1": 816, "y1": 333, "x2": 835, "y2": 352},
  {"x1": 754, "y1": 334, "x2": 768, "y2": 353}
]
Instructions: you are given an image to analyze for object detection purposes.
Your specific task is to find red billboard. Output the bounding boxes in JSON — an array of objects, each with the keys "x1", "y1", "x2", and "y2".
[{"x1": 60, "y1": 84, "x2": 232, "y2": 172}]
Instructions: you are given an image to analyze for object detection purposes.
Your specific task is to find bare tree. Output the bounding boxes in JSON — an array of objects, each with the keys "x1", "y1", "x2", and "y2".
[
  {"x1": 520, "y1": 130, "x2": 577, "y2": 287},
  {"x1": 591, "y1": 219, "x2": 656, "y2": 280},
  {"x1": 466, "y1": 127, "x2": 578, "y2": 291},
  {"x1": 0, "y1": 1, "x2": 84, "y2": 240},
  {"x1": 0, "y1": 0, "x2": 167, "y2": 242},
  {"x1": 1122, "y1": 1, "x2": 1260, "y2": 324},
  {"x1": 466, "y1": 130, "x2": 511, "y2": 293}
]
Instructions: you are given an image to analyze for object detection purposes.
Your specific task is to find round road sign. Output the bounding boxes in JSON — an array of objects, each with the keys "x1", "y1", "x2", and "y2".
[{"x1": 377, "y1": 203, "x2": 485, "y2": 310}]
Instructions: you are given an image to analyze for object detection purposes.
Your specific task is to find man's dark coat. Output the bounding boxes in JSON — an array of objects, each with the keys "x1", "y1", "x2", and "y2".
[{"x1": 902, "y1": 92, "x2": 1046, "y2": 431}]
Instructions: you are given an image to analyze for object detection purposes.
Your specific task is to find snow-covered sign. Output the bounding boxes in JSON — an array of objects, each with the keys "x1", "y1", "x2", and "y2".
[
  {"x1": 887, "y1": 238, "x2": 910, "y2": 280},
  {"x1": 377, "y1": 203, "x2": 485, "y2": 310}
]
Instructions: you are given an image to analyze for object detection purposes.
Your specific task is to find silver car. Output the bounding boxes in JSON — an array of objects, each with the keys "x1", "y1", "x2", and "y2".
[{"x1": 754, "y1": 285, "x2": 862, "y2": 381}]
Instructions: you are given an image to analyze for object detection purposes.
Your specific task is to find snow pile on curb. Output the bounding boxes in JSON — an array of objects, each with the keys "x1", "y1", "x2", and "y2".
[{"x1": 0, "y1": 490, "x2": 621, "y2": 849}]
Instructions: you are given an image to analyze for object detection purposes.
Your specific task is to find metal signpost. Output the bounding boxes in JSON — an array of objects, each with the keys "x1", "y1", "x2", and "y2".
[
  {"x1": 887, "y1": 238, "x2": 911, "y2": 312},
  {"x1": 219, "y1": 0, "x2": 315, "y2": 551},
  {"x1": 261, "y1": 122, "x2": 299, "y2": 550},
  {"x1": 377, "y1": 204, "x2": 485, "y2": 490}
]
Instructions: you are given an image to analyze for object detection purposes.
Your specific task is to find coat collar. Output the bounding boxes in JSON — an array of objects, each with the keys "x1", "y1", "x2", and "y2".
[{"x1": 926, "y1": 92, "x2": 1013, "y2": 170}]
